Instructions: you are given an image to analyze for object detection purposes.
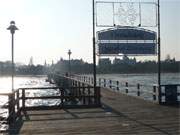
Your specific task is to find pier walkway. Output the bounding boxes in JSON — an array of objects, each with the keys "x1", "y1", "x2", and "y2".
[{"x1": 6, "y1": 87, "x2": 180, "y2": 135}]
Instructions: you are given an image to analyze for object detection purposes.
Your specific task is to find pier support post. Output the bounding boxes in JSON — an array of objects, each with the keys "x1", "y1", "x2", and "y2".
[
  {"x1": 109, "y1": 80, "x2": 112, "y2": 89},
  {"x1": 16, "y1": 90, "x2": 20, "y2": 116},
  {"x1": 82, "y1": 83, "x2": 86, "y2": 105},
  {"x1": 88, "y1": 86, "x2": 91, "y2": 104},
  {"x1": 137, "y1": 83, "x2": 140, "y2": 96},
  {"x1": 8, "y1": 93, "x2": 15, "y2": 125},
  {"x1": 153, "y1": 86, "x2": 157, "y2": 101},
  {"x1": 117, "y1": 81, "x2": 119, "y2": 91},
  {"x1": 61, "y1": 88, "x2": 64, "y2": 108},
  {"x1": 95, "y1": 87, "x2": 101, "y2": 106},
  {"x1": 104, "y1": 79, "x2": 106, "y2": 87},
  {"x1": 22, "y1": 89, "x2": 25, "y2": 111},
  {"x1": 99, "y1": 78, "x2": 101, "y2": 86},
  {"x1": 125, "y1": 82, "x2": 128, "y2": 94},
  {"x1": 91, "y1": 77, "x2": 94, "y2": 85}
]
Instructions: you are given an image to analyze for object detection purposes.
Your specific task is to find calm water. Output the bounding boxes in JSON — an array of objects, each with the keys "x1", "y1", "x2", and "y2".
[
  {"x1": 97, "y1": 73, "x2": 180, "y2": 86},
  {"x1": 88, "y1": 73, "x2": 180, "y2": 100}
]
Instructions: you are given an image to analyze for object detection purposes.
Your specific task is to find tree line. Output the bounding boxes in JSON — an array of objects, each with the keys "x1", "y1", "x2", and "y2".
[
  {"x1": 51, "y1": 57, "x2": 179, "y2": 74},
  {"x1": 0, "y1": 61, "x2": 49, "y2": 75},
  {"x1": 0, "y1": 57, "x2": 179, "y2": 75}
]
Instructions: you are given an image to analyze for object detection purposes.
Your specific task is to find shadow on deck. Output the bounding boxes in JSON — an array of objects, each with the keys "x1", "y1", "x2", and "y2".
[{"x1": 7, "y1": 100, "x2": 180, "y2": 135}]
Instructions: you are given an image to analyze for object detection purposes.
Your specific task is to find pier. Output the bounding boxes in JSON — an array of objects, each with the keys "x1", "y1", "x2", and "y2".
[
  {"x1": 0, "y1": 0, "x2": 179, "y2": 134},
  {"x1": 0, "y1": 75, "x2": 179, "y2": 134}
]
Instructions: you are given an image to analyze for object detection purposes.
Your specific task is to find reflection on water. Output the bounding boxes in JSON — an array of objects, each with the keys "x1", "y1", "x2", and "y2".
[
  {"x1": 0, "y1": 75, "x2": 50, "y2": 93},
  {"x1": 0, "y1": 75, "x2": 55, "y2": 118}
]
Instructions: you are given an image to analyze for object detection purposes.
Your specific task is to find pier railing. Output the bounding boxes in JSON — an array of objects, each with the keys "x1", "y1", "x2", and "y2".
[
  {"x1": 48, "y1": 74, "x2": 101, "y2": 107},
  {"x1": 70, "y1": 74, "x2": 159, "y2": 102},
  {"x1": 0, "y1": 91, "x2": 20, "y2": 131},
  {"x1": 0, "y1": 79, "x2": 101, "y2": 131},
  {"x1": 71, "y1": 74, "x2": 180, "y2": 104}
]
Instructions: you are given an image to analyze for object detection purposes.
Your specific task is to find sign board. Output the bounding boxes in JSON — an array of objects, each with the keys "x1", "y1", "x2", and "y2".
[
  {"x1": 97, "y1": 27, "x2": 157, "y2": 56},
  {"x1": 96, "y1": 1, "x2": 157, "y2": 27}
]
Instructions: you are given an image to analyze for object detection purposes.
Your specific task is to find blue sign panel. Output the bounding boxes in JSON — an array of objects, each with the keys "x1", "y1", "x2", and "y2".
[
  {"x1": 97, "y1": 27, "x2": 157, "y2": 55},
  {"x1": 98, "y1": 43, "x2": 156, "y2": 55}
]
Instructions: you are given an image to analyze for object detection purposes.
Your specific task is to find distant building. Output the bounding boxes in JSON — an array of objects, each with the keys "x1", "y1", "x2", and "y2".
[
  {"x1": 29, "y1": 57, "x2": 34, "y2": 66},
  {"x1": 98, "y1": 58, "x2": 111, "y2": 66},
  {"x1": 113, "y1": 55, "x2": 136, "y2": 65},
  {"x1": 57, "y1": 59, "x2": 84, "y2": 65}
]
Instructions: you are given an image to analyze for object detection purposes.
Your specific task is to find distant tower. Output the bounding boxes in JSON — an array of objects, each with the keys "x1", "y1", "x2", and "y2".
[
  {"x1": 51, "y1": 60, "x2": 54, "y2": 66},
  {"x1": 29, "y1": 56, "x2": 34, "y2": 66},
  {"x1": 44, "y1": 60, "x2": 47, "y2": 67}
]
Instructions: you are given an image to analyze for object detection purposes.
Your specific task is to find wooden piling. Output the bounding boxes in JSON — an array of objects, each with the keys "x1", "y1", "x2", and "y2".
[
  {"x1": 153, "y1": 86, "x2": 157, "y2": 101},
  {"x1": 137, "y1": 83, "x2": 140, "y2": 96},
  {"x1": 116, "y1": 81, "x2": 119, "y2": 91},
  {"x1": 8, "y1": 93, "x2": 15, "y2": 124},
  {"x1": 99, "y1": 78, "x2": 101, "y2": 86},
  {"x1": 109, "y1": 80, "x2": 112, "y2": 89},
  {"x1": 125, "y1": 82, "x2": 128, "y2": 93},
  {"x1": 104, "y1": 79, "x2": 106, "y2": 87},
  {"x1": 22, "y1": 89, "x2": 25, "y2": 111}
]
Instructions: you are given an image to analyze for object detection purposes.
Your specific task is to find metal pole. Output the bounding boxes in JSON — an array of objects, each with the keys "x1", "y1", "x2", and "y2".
[
  {"x1": 12, "y1": 33, "x2": 14, "y2": 91},
  {"x1": 69, "y1": 53, "x2": 71, "y2": 76},
  {"x1": 157, "y1": 0, "x2": 161, "y2": 104},
  {"x1": 68, "y1": 49, "x2": 72, "y2": 76},
  {"x1": 7, "y1": 21, "x2": 18, "y2": 92},
  {"x1": 92, "y1": 0, "x2": 97, "y2": 88}
]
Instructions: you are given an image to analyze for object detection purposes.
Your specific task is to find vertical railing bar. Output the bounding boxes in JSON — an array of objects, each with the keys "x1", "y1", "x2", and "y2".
[
  {"x1": 104, "y1": 78, "x2": 106, "y2": 87},
  {"x1": 22, "y1": 89, "x2": 25, "y2": 111},
  {"x1": 82, "y1": 83, "x2": 86, "y2": 105},
  {"x1": 16, "y1": 90, "x2": 20, "y2": 117},
  {"x1": 61, "y1": 88, "x2": 64, "y2": 108},
  {"x1": 137, "y1": 83, "x2": 140, "y2": 96},
  {"x1": 117, "y1": 81, "x2": 119, "y2": 91},
  {"x1": 126, "y1": 82, "x2": 129, "y2": 94},
  {"x1": 88, "y1": 86, "x2": 91, "y2": 105},
  {"x1": 153, "y1": 85, "x2": 157, "y2": 101}
]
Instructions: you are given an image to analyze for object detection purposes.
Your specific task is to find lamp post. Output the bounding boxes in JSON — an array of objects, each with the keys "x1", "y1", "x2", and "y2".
[
  {"x1": 68, "y1": 49, "x2": 72, "y2": 76},
  {"x1": 7, "y1": 21, "x2": 18, "y2": 92}
]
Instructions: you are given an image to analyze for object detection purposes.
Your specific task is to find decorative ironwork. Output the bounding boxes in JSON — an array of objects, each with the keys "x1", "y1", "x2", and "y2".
[
  {"x1": 96, "y1": 1, "x2": 157, "y2": 27},
  {"x1": 115, "y1": 2, "x2": 138, "y2": 26}
]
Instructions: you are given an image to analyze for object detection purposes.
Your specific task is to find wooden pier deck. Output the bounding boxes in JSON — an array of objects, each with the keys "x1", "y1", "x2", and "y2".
[{"x1": 6, "y1": 88, "x2": 180, "y2": 135}]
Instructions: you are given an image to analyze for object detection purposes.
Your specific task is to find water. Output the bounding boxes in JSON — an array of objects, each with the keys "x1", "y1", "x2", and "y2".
[
  {"x1": 97, "y1": 73, "x2": 180, "y2": 86},
  {"x1": 0, "y1": 73, "x2": 179, "y2": 117},
  {"x1": 0, "y1": 75, "x2": 55, "y2": 119},
  {"x1": 0, "y1": 75, "x2": 50, "y2": 93},
  {"x1": 87, "y1": 73, "x2": 180, "y2": 100}
]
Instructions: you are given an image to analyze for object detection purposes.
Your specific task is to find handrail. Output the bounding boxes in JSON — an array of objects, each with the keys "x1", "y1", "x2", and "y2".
[
  {"x1": 18, "y1": 86, "x2": 94, "y2": 90},
  {"x1": 160, "y1": 84, "x2": 180, "y2": 86},
  {"x1": 74, "y1": 74, "x2": 180, "y2": 104},
  {"x1": 70, "y1": 74, "x2": 161, "y2": 102},
  {"x1": 1, "y1": 75, "x2": 101, "y2": 132}
]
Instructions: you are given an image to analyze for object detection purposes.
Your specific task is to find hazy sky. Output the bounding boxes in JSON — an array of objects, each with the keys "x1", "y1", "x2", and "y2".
[{"x1": 0, "y1": 0, "x2": 179, "y2": 65}]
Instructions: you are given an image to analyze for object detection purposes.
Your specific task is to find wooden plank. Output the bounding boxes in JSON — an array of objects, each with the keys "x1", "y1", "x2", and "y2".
[
  {"x1": 3, "y1": 85, "x2": 180, "y2": 134},
  {"x1": 6, "y1": 106, "x2": 179, "y2": 135}
]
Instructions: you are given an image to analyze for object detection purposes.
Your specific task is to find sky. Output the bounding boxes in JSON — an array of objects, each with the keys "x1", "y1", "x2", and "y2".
[{"x1": 0, "y1": 0, "x2": 179, "y2": 65}]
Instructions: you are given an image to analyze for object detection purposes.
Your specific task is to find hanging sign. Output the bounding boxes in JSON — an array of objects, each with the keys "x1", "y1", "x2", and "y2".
[{"x1": 97, "y1": 27, "x2": 157, "y2": 56}]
